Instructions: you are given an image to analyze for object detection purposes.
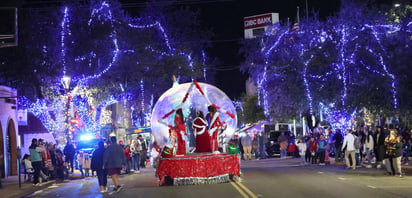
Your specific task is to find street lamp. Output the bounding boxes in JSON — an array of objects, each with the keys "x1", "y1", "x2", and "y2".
[
  {"x1": 61, "y1": 75, "x2": 71, "y2": 141},
  {"x1": 394, "y1": 3, "x2": 401, "y2": 7}
]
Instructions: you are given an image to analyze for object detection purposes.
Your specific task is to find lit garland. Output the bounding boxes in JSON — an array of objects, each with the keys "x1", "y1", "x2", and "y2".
[
  {"x1": 256, "y1": 16, "x2": 407, "y2": 123},
  {"x1": 20, "y1": 0, "x2": 210, "y2": 138}
]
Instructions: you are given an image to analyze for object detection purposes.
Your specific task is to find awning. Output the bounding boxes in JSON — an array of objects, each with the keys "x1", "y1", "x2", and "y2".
[
  {"x1": 126, "y1": 127, "x2": 152, "y2": 134},
  {"x1": 239, "y1": 121, "x2": 270, "y2": 133}
]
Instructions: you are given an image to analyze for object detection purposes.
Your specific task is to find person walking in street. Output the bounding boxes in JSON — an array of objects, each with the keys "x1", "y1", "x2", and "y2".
[
  {"x1": 104, "y1": 136, "x2": 126, "y2": 193},
  {"x1": 29, "y1": 138, "x2": 45, "y2": 186},
  {"x1": 364, "y1": 130, "x2": 374, "y2": 168},
  {"x1": 92, "y1": 141, "x2": 108, "y2": 193},
  {"x1": 241, "y1": 133, "x2": 252, "y2": 160},
  {"x1": 342, "y1": 130, "x2": 356, "y2": 170},
  {"x1": 64, "y1": 139, "x2": 76, "y2": 173}
]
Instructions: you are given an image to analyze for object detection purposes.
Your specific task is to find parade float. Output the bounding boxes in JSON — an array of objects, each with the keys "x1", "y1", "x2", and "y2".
[{"x1": 151, "y1": 80, "x2": 240, "y2": 185}]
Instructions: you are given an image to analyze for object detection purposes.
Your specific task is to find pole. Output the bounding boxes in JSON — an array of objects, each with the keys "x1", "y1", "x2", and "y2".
[
  {"x1": 0, "y1": 154, "x2": 3, "y2": 189},
  {"x1": 305, "y1": 0, "x2": 309, "y2": 20},
  {"x1": 17, "y1": 147, "x2": 21, "y2": 188}
]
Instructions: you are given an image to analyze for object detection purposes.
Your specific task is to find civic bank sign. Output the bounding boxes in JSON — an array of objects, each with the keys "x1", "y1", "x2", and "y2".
[{"x1": 244, "y1": 13, "x2": 279, "y2": 39}]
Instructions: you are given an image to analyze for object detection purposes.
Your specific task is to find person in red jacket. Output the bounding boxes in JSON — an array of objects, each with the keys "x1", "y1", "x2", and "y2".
[
  {"x1": 308, "y1": 137, "x2": 318, "y2": 164},
  {"x1": 124, "y1": 145, "x2": 131, "y2": 173},
  {"x1": 206, "y1": 105, "x2": 223, "y2": 153},
  {"x1": 193, "y1": 111, "x2": 211, "y2": 153},
  {"x1": 171, "y1": 109, "x2": 187, "y2": 155}
]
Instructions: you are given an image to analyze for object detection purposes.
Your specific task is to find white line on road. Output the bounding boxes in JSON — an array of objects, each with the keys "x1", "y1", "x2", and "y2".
[
  {"x1": 337, "y1": 177, "x2": 346, "y2": 180},
  {"x1": 367, "y1": 185, "x2": 377, "y2": 189}
]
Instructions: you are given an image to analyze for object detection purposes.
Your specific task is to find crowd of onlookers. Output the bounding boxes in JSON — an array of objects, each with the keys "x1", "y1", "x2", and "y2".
[
  {"x1": 23, "y1": 134, "x2": 151, "y2": 192},
  {"x1": 236, "y1": 124, "x2": 411, "y2": 177}
]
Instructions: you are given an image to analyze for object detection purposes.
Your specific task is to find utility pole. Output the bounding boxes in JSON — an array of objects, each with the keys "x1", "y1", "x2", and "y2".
[{"x1": 305, "y1": 0, "x2": 309, "y2": 20}]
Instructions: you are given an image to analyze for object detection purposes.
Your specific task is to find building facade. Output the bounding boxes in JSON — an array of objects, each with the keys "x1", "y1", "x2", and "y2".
[{"x1": 0, "y1": 85, "x2": 18, "y2": 178}]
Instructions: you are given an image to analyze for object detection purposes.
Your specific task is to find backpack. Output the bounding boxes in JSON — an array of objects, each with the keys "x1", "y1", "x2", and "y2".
[{"x1": 354, "y1": 135, "x2": 360, "y2": 150}]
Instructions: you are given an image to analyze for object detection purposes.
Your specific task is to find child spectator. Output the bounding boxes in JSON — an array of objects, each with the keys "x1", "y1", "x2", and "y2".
[
  {"x1": 83, "y1": 153, "x2": 91, "y2": 177},
  {"x1": 308, "y1": 137, "x2": 318, "y2": 164},
  {"x1": 296, "y1": 138, "x2": 307, "y2": 165}
]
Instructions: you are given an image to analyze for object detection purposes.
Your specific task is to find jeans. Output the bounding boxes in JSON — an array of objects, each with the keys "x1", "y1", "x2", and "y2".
[
  {"x1": 79, "y1": 165, "x2": 84, "y2": 177},
  {"x1": 133, "y1": 153, "x2": 140, "y2": 170},
  {"x1": 96, "y1": 169, "x2": 108, "y2": 187},
  {"x1": 335, "y1": 144, "x2": 342, "y2": 161},
  {"x1": 32, "y1": 161, "x2": 42, "y2": 184},
  {"x1": 300, "y1": 155, "x2": 306, "y2": 165},
  {"x1": 66, "y1": 157, "x2": 74, "y2": 173},
  {"x1": 318, "y1": 151, "x2": 326, "y2": 164},
  {"x1": 84, "y1": 168, "x2": 90, "y2": 177},
  {"x1": 126, "y1": 158, "x2": 132, "y2": 173},
  {"x1": 365, "y1": 148, "x2": 372, "y2": 165},
  {"x1": 259, "y1": 145, "x2": 266, "y2": 159}
]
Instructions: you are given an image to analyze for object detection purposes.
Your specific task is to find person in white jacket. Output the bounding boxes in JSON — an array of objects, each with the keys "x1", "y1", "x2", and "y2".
[
  {"x1": 364, "y1": 130, "x2": 374, "y2": 168},
  {"x1": 296, "y1": 138, "x2": 307, "y2": 165},
  {"x1": 342, "y1": 130, "x2": 356, "y2": 170}
]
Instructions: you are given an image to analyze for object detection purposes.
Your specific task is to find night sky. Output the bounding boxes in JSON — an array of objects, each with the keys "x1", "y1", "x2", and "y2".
[
  {"x1": 8, "y1": 0, "x2": 400, "y2": 100},
  {"x1": 194, "y1": 0, "x2": 341, "y2": 99}
]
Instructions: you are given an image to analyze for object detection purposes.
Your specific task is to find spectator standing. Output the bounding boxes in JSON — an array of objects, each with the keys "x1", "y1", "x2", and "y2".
[
  {"x1": 333, "y1": 130, "x2": 343, "y2": 162},
  {"x1": 139, "y1": 135, "x2": 147, "y2": 168},
  {"x1": 297, "y1": 138, "x2": 307, "y2": 165},
  {"x1": 91, "y1": 141, "x2": 108, "y2": 193},
  {"x1": 241, "y1": 133, "x2": 252, "y2": 160},
  {"x1": 104, "y1": 136, "x2": 126, "y2": 193},
  {"x1": 29, "y1": 138, "x2": 45, "y2": 186},
  {"x1": 317, "y1": 134, "x2": 328, "y2": 165},
  {"x1": 83, "y1": 153, "x2": 91, "y2": 177},
  {"x1": 258, "y1": 132, "x2": 268, "y2": 159},
  {"x1": 278, "y1": 132, "x2": 288, "y2": 159},
  {"x1": 130, "y1": 139, "x2": 141, "y2": 173},
  {"x1": 55, "y1": 150, "x2": 65, "y2": 183},
  {"x1": 384, "y1": 130, "x2": 403, "y2": 176},
  {"x1": 252, "y1": 134, "x2": 259, "y2": 159},
  {"x1": 342, "y1": 130, "x2": 356, "y2": 170},
  {"x1": 124, "y1": 145, "x2": 132, "y2": 173},
  {"x1": 49, "y1": 144, "x2": 57, "y2": 180},
  {"x1": 364, "y1": 130, "x2": 374, "y2": 168},
  {"x1": 64, "y1": 139, "x2": 76, "y2": 173},
  {"x1": 77, "y1": 151, "x2": 85, "y2": 178},
  {"x1": 374, "y1": 126, "x2": 386, "y2": 169},
  {"x1": 308, "y1": 137, "x2": 318, "y2": 164}
]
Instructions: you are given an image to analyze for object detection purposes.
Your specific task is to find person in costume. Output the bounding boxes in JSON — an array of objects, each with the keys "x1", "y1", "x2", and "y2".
[
  {"x1": 171, "y1": 108, "x2": 187, "y2": 155},
  {"x1": 192, "y1": 111, "x2": 211, "y2": 153},
  {"x1": 206, "y1": 105, "x2": 222, "y2": 153}
]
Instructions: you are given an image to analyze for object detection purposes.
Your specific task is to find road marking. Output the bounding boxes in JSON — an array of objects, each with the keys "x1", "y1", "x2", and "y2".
[
  {"x1": 367, "y1": 185, "x2": 377, "y2": 189},
  {"x1": 337, "y1": 177, "x2": 346, "y2": 180},
  {"x1": 230, "y1": 181, "x2": 249, "y2": 198},
  {"x1": 236, "y1": 182, "x2": 258, "y2": 198},
  {"x1": 318, "y1": 171, "x2": 324, "y2": 174}
]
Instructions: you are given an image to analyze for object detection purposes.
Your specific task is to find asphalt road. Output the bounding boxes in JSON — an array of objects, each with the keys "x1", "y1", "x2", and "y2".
[{"x1": 24, "y1": 158, "x2": 412, "y2": 198}]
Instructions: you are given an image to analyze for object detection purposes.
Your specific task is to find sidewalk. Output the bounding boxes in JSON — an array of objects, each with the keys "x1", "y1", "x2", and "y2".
[{"x1": 0, "y1": 170, "x2": 85, "y2": 198}]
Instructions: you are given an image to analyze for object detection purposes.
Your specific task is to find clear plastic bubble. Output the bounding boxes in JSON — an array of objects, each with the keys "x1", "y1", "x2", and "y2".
[{"x1": 151, "y1": 82, "x2": 237, "y2": 148}]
